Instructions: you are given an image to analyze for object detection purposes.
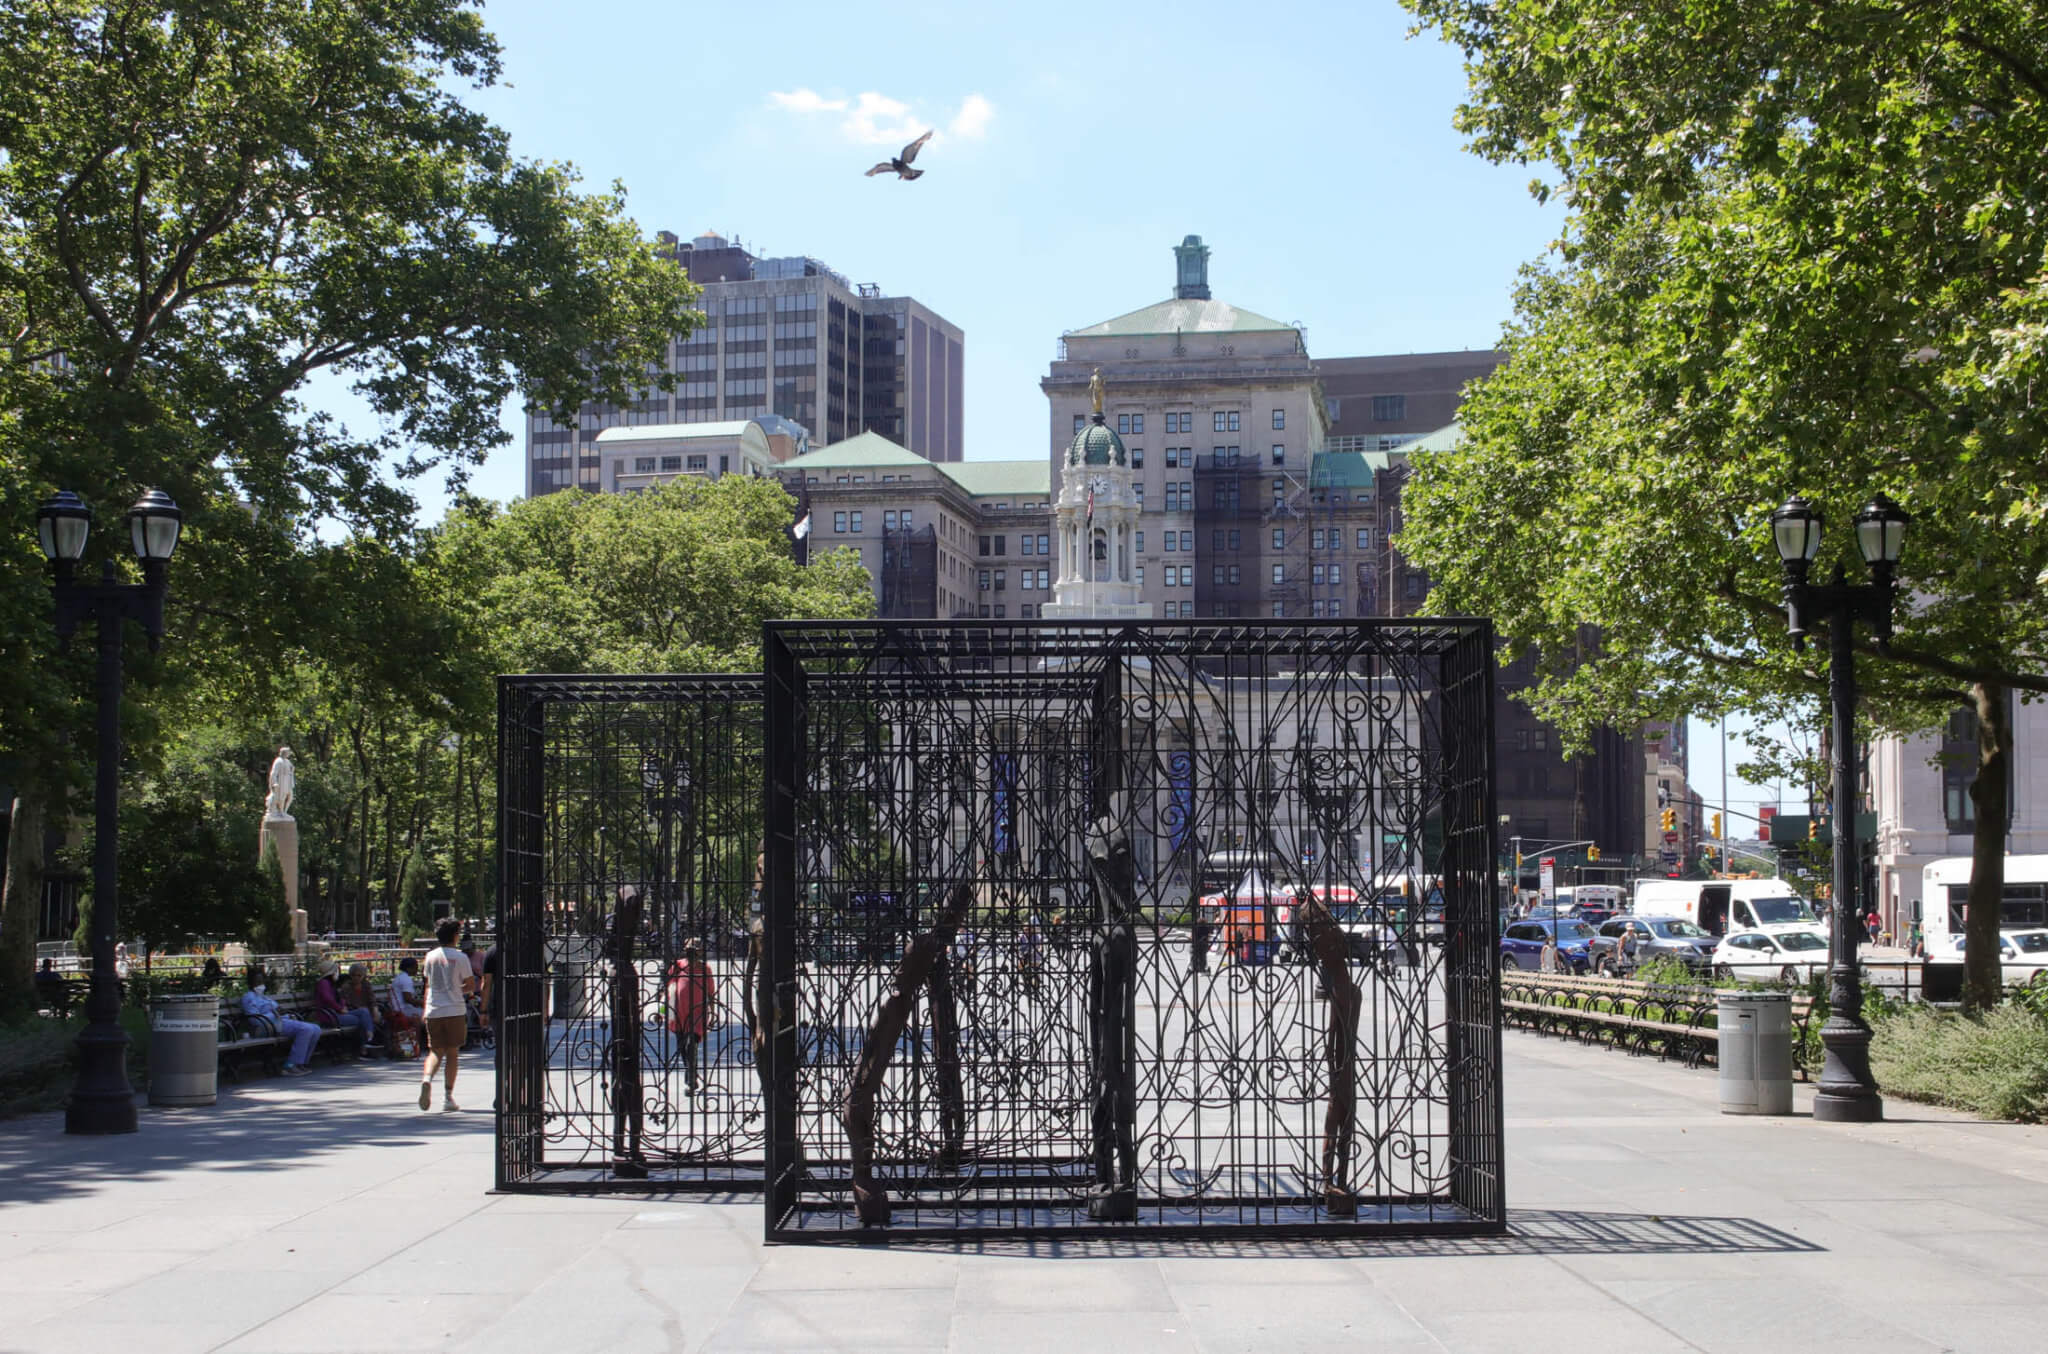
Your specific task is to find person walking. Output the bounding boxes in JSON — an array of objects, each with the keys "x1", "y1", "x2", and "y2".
[
  {"x1": 665, "y1": 937, "x2": 714, "y2": 1093},
  {"x1": 418, "y1": 918, "x2": 475, "y2": 1111}
]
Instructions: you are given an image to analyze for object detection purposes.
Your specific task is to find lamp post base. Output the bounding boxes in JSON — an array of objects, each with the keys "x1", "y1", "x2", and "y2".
[
  {"x1": 65, "y1": 1025, "x2": 138, "y2": 1135},
  {"x1": 1812, "y1": 1018, "x2": 1883, "y2": 1123}
]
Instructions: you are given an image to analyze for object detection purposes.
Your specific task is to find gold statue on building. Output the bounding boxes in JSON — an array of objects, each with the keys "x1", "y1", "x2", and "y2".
[{"x1": 1089, "y1": 367, "x2": 1105, "y2": 415}]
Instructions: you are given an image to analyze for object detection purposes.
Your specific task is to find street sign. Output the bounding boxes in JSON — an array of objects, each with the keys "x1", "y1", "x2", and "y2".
[
  {"x1": 1658, "y1": 848, "x2": 1679, "y2": 865},
  {"x1": 1539, "y1": 856, "x2": 1555, "y2": 902},
  {"x1": 1662, "y1": 831, "x2": 1680, "y2": 845}
]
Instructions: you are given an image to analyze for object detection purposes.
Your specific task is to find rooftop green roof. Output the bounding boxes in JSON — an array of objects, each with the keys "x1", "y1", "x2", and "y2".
[
  {"x1": 782, "y1": 431, "x2": 932, "y2": 470},
  {"x1": 942, "y1": 460, "x2": 1050, "y2": 498},
  {"x1": 1309, "y1": 449, "x2": 1393, "y2": 489},
  {"x1": 1069, "y1": 296, "x2": 1293, "y2": 339}
]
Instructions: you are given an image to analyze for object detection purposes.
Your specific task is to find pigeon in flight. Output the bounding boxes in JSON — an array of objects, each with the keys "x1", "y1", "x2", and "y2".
[{"x1": 866, "y1": 130, "x2": 934, "y2": 180}]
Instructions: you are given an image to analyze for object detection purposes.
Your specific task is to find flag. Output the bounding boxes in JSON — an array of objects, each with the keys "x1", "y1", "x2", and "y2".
[
  {"x1": 793, "y1": 512, "x2": 811, "y2": 540},
  {"x1": 1085, "y1": 487, "x2": 1094, "y2": 526}
]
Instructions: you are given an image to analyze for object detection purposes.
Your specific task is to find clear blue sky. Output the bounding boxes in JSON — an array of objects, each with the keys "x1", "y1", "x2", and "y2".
[
  {"x1": 344, "y1": 1, "x2": 1793, "y2": 790},
  {"x1": 354, "y1": 0, "x2": 1560, "y2": 517}
]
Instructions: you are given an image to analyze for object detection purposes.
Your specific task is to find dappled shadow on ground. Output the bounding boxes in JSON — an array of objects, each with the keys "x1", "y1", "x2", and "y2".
[
  {"x1": 0, "y1": 1058, "x2": 487, "y2": 1210},
  {"x1": 853, "y1": 1209, "x2": 1824, "y2": 1260}
]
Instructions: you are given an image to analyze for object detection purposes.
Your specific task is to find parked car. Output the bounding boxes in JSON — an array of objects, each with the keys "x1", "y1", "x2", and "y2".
[
  {"x1": 1500, "y1": 918, "x2": 1597, "y2": 973},
  {"x1": 1929, "y1": 928, "x2": 2048, "y2": 985},
  {"x1": 1587, "y1": 916, "x2": 1719, "y2": 975},
  {"x1": 1710, "y1": 929, "x2": 1830, "y2": 983}
]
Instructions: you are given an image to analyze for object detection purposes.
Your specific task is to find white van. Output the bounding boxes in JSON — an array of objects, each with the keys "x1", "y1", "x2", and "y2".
[{"x1": 1632, "y1": 878, "x2": 1825, "y2": 938}]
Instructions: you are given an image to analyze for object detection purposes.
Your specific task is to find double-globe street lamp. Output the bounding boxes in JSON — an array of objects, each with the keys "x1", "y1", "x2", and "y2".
[
  {"x1": 1768, "y1": 491, "x2": 1908, "y2": 1124},
  {"x1": 37, "y1": 488, "x2": 184, "y2": 1135}
]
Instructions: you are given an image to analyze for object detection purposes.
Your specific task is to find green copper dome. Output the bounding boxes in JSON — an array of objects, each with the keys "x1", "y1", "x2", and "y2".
[{"x1": 1066, "y1": 411, "x2": 1127, "y2": 468}]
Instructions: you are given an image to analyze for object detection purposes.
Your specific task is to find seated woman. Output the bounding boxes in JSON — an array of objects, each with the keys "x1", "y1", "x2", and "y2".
[
  {"x1": 388, "y1": 956, "x2": 423, "y2": 1038},
  {"x1": 340, "y1": 964, "x2": 382, "y2": 1045},
  {"x1": 313, "y1": 960, "x2": 375, "y2": 1048},
  {"x1": 240, "y1": 965, "x2": 321, "y2": 1075}
]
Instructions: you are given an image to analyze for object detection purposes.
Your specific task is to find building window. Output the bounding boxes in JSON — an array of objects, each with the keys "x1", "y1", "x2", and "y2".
[
  {"x1": 687, "y1": 454, "x2": 707, "y2": 471},
  {"x1": 1272, "y1": 528, "x2": 1286, "y2": 550},
  {"x1": 1313, "y1": 564, "x2": 1326, "y2": 585},
  {"x1": 901, "y1": 509, "x2": 912, "y2": 529},
  {"x1": 994, "y1": 570, "x2": 1006, "y2": 591},
  {"x1": 1404, "y1": 572, "x2": 1424, "y2": 599},
  {"x1": 1179, "y1": 530, "x2": 1192, "y2": 551},
  {"x1": 1272, "y1": 409, "x2": 1285, "y2": 430},
  {"x1": 1356, "y1": 528, "x2": 1373, "y2": 550},
  {"x1": 1131, "y1": 413, "x2": 1144, "y2": 434},
  {"x1": 1211, "y1": 565, "x2": 1225, "y2": 586},
  {"x1": 1312, "y1": 529, "x2": 1325, "y2": 550},
  {"x1": 979, "y1": 569, "x2": 990, "y2": 591},
  {"x1": 1372, "y1": 394, "x2": 1407, "y2": 422},
  {"x1": 1272, "y1": 564, "x2": 1285, "y2": 585},
  {"x1": 1272, "y1": 444, "x2": 1285, "y2": 465},
  {"x1": 1211, "y1": 410, "x2": 1241, "y2": 433},
  {"x1": 1163, "y1": 532, "x2": 1176, "y2": 553},
  {"x1": 1228, "y1": 529, "x2": 1240, "y2": 550},
  {"x1": 994, "y1": 536, "x2": 1006, "y2": 555},
  {"x1": 1074, "y1": 414, "x2": 1086, "y2": 433},
  {"x1": 979, "y1": 535, "x2": 991, "y2": 556},
  {"x1": 1133, "y1": 566, "x2": 1142, "y2": 587},
  {"x1": 1228, "y1": 565, "x2": 1240, "y2": 584},
  {"x1": 1131, "y1": 446, "x2": 1143, "y2": 468},
  {"x1": 719, "y1": 455, "x2": 729, "y2": 472},
  {"x1": 1133, "y1": 531, "x2": 1144, "y2": 553},
  {"x1": 1020, "y1": 535, "x2": 1034, "y2": 556},
  {"x1": 1037, "y1": 533, "x2": 1050, "y2": 555},
  {"x1": 1038, "y1": 568, "x2": 1049, "y2": 589},
  {"x1": 1167, "y1": 411, "x2": 1190, "y2": 434},
  {"x1": 634, "y1": 457, "x2": 657, "y2": 473},
  {"x1": 884, "y1": 510, "x2": 898, "y2": 530},
  {"x1": 659, "y1": 455, "x2": 683, "y2": 472},
  {"x1": 980, "y1": 604, "x2": 991, "y2": 617},
  {"x1": 849, "y1": 511, "x2": 862, "y2": 532},
  {"x1": 833, "y1": 511, "x2": 847, "y2": 534},
  {"x1": 1021, "y1": 571, "x2": 1034, "y2": 590}
]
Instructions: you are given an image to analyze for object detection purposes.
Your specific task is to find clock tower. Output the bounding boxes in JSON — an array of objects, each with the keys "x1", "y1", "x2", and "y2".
[{"x1": 1044, "y1": 369, "x2": 1151, "y2": 620}]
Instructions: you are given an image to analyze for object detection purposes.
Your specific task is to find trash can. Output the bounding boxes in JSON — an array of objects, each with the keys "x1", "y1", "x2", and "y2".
[
  {"x1": 148, "y1": 993, "x2": 220, "y2": 1107},
  {"x1": 550, "y1": 963, "x2": 586, "y2": 1022},
  {"x1": 1717, "y1": 990, "x2": 1793, "y2": 1115}
]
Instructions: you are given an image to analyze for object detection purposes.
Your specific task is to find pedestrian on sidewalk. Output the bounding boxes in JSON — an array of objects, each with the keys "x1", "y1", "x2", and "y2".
[
  {"x1": 665, "y1": 937, "x2": 713, "y2": 1093},
  {"x1": 418, "y1": 918, "x2": 475, "y2": 1112}
]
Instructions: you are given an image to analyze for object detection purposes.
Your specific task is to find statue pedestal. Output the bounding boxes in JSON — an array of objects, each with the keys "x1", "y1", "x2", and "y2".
[{"x1": 259, "y1": 813, "x2": 302, "y2": 946}]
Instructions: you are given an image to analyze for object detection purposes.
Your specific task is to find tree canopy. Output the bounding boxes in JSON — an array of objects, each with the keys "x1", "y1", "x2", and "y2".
[
  {"x1": 0, "y1": 0, "x2": 698, "y2": 1017},
  {"x1": 1400, "y1": 0, "x2": 2048, "y2": 1005}
]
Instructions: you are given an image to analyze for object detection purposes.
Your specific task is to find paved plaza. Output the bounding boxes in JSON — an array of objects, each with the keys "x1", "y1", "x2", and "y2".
[{"x1": 4, "y1": 1033, "x2": 2047, "y2": 1354}]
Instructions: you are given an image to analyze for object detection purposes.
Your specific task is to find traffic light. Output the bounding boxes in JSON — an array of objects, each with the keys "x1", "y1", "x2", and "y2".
[
  {"x1": 1514, "y1": 851, "x2": 1523, "y2": 868},
  {"x1": 1587, "y1": 845, "x2": 1601, "y2": 861},
  {"x1": 1809, "y1": 817, "x2": 1820, "y2": 840},
  {"x1": 1711, "y1": 812, "x2": 1722, "y2": 840},
  {"x1": 1661, "y1": 808, "x2": 1676, "y2": 832}
]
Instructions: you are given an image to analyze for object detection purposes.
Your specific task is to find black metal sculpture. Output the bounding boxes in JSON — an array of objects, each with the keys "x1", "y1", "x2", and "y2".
[
  {"x1": 1293, "y1": 891, "x2": 1361, "y2": 1215},
  {"x1": 842, "y1": 882, "x2": 971, "y2": 1225},
  {"x1": 1084, "y1": 798, "x2": 1139, "y2": 1222},
  {"x1": 607, "y1": 884, "x2": 648, "y2": 1179}
]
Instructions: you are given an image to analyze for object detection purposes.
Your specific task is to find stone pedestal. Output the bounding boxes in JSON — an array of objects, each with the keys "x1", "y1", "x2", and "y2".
[{"x1": 259, "y1": 813, "x2": 303, "y2": 947}]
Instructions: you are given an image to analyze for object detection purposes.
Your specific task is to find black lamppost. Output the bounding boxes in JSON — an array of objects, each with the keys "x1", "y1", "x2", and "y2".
[
  {"x1": 37, "y1": 488, "x2": 184, "y2": 1136},
  {"x1": 1768, "y1": 491, "x2": 1907, "y2": 1124}
]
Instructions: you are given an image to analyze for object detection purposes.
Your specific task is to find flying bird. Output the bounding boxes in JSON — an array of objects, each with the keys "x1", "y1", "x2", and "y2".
[{"x1": 866, "y1": 130, "x2": 934, "y2": 180}]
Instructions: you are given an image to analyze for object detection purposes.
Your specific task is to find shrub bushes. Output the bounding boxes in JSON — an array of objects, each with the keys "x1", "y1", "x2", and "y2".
[{"x1": 1869, "y1": 1004, "x2": 2048, "y2": 1123}]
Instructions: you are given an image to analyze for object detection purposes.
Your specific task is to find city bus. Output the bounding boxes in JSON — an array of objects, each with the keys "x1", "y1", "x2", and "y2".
[{"x1": 1921, "y1": 855, "x2": 2048, "y2": 942}]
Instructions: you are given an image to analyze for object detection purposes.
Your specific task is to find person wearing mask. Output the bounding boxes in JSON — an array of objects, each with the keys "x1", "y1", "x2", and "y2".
[
  {"x1": 665, "y1": 937, "x2": 714, "y2": 1092},
  {"x1": 313, "y1": 960, "x2": 374, "y2": 1048},
  {"x1": 198, "y1": 957, "x2": 225, "y2": 990},
  {"x1": 242, "y1": 965, "x2": 319, "y2": 1075},
  {"x1": 417, "y1": 918, "x2": 474, "y2": 1111}
]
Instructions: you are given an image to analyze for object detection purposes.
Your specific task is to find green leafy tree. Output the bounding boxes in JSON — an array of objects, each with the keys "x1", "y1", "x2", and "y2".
[
  {"x1": 121, "y1": 794, "x2": 267, "y2": 961},
  {"x1": 398, "y1": 843, "x2": 432, "y2": 941},
  {"x1": 0, "y1": 0, "x2": 698, "y2": 1013},
  {"x1": 1402, "y1": 0, "x2": 2048, "y2": 1008},
  {"x1": 250, "y1": 836, "x2": 293, "y2": 956}
]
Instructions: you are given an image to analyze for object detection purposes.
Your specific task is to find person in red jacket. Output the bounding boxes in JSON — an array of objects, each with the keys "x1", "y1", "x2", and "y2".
[{"x1": 666, "y1": 937, "x2": 714, "y2": 1093}]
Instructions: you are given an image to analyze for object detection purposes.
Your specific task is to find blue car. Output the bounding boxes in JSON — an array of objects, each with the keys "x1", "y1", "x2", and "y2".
[{"x1": 1500, "y1": 918, "x2": 1598, "y2": 972}]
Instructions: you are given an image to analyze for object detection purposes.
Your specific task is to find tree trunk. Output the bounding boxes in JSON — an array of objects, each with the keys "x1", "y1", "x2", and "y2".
[
  {"x1": 1962, "y1": 681, "x2": 2012, "y2": 1012},
  {"x1": 0, "y1": 782, "x2": 47, "y2": 1021}
]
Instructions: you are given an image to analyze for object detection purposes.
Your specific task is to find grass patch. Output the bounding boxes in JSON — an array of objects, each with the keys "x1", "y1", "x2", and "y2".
[
  {"x1": 0, "y1": 1008, "x2": 152, "y2": 1119},
  {"x1": 1869, "y1": 1004, "x2": 2048, "y2": 1122}
]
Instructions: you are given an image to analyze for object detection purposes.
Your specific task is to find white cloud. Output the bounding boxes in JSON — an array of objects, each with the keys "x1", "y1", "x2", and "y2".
[
  {"x1": 767, "y1": 88, "x2": 995, "y2": 149},
  {"x1": 949, "y1": 94, "x2": 994, "y2": 140},
  {"x1": 768, "y1": 88, "x2": 847, "y2": 116}
]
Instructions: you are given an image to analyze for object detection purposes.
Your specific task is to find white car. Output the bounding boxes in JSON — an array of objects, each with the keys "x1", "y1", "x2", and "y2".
[
  {"x1": 1711, "y1": 929, "x2": 1831, "y2": 983},
  {"x1": 1932, "y1": 929, "x2": 2048, "y2": 985}
]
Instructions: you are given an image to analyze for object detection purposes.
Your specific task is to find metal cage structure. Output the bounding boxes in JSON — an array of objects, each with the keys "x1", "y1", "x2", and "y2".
[
  {"x1": 762, "y1": 619, "x2": 1504, "y2": 1239},
  {"x1": 497, "y1": 675, "x2": 771, "y2": 1191}
]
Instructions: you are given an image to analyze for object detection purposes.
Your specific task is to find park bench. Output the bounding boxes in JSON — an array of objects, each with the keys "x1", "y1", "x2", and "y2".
[
  {"x1": 1499, "y1": 970, "x2": 1819, "y2": 1077},
  {"x1": 216, "y1": 991, "x2": 381, "y2": 1082}
]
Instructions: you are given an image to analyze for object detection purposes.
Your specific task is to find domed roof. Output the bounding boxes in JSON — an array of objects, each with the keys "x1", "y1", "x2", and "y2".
[{"x1": 1067, "y1": 411, "x2": 1127, "y2": 468}]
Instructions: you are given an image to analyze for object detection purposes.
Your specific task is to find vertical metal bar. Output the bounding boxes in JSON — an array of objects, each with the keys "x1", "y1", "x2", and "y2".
[
  {"x1": 67, "y1": 594, "x2": 137, "y2": 1135},
  {"x1": 763, "y1": 631, "x2": 804, "y2": 1233}
]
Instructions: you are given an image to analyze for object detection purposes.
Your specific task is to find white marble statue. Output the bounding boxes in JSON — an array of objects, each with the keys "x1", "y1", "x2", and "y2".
[{"x1": 265, "y1": 746, "x2": 296, "y2": 818}]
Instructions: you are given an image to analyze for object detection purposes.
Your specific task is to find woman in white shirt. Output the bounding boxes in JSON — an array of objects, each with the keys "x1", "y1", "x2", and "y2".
[{"x1": 417, "y1": 917, "x2": 475, "y2": 1111}]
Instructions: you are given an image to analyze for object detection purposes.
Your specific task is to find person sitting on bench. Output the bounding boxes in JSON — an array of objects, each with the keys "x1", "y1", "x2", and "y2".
[{"x1": 241, "y1": 965, "x2": 320, "y2": 1075}]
